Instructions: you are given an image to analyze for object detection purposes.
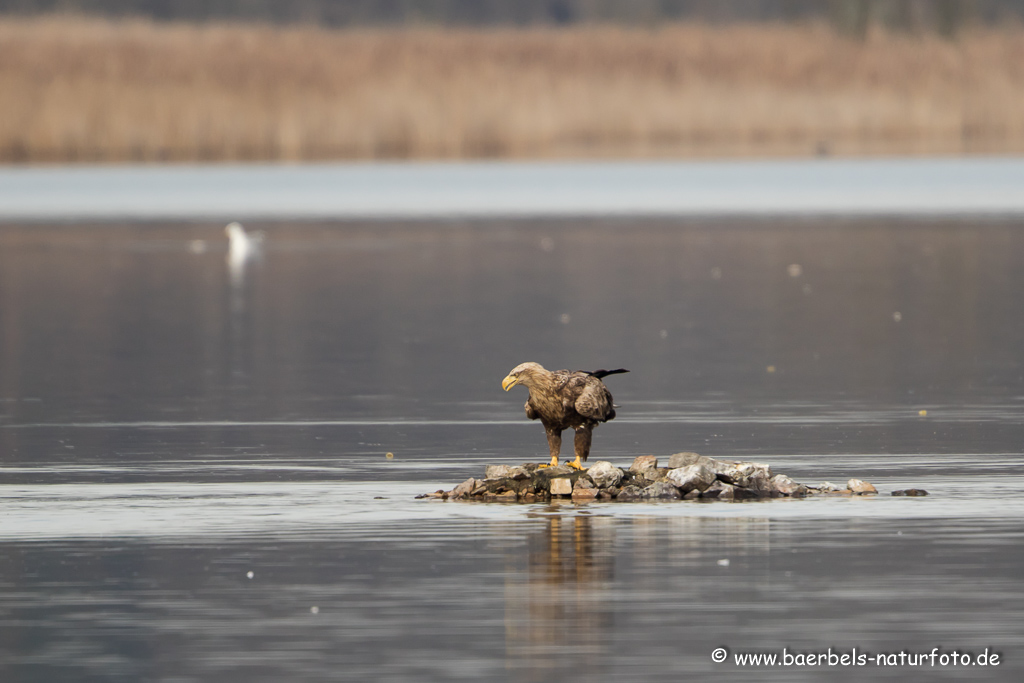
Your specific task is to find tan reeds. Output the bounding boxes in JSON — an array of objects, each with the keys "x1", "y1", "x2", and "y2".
[{"x1": 2, "y1": 16, "x2": 1024, "y2": 163}]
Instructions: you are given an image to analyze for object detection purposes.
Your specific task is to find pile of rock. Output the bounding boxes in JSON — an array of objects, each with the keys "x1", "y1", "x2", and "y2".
[{"x1": 418, "y1": 452, "x2": 891, "y2": 503}]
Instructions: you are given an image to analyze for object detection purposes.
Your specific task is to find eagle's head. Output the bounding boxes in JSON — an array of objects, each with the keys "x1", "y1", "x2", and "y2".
[{"x1": 502, "y1": 362, "x2": 546, "y2": 391}]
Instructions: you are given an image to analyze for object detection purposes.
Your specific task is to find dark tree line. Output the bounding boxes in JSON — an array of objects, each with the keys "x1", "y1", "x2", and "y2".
[
  {"x1": 827, "y1": 0, "x2": 987, "y2": 38},
  {"x1": 1, "y1": 0, "x2": 1019, "y2": 34}
]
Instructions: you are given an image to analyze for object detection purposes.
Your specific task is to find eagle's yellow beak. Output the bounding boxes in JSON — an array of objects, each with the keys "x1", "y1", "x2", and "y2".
[{"x1": 502, "y1": 374, "x2": 518, "y2": 391}]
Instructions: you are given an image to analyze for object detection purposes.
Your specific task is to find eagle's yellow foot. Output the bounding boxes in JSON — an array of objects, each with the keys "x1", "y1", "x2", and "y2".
[
  {"x1": 566, "y1": 456, "x2": 585, "y2": 471},
  {"x1": 538, "y1": 455, "x2": 560, "y2": 469}
]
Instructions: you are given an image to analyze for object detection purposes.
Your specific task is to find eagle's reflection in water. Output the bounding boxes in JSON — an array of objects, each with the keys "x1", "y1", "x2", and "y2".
[
  {"x1": 502, "y1": 512, "x2": 776, "y2": 680},
  {"x1": 503, "y1": 513, "x2": 615, "y2": 680}
]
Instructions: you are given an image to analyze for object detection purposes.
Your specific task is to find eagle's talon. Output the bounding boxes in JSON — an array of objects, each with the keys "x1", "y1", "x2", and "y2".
[
  {"x1": 537, "y1": 455, "x2": 559, "y2": 469},
  {"x1": 566, "y1": 457, "x2": 585, "y2": 471}
]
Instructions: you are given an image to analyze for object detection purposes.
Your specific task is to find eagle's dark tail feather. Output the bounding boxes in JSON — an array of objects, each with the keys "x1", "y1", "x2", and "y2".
[{"x1": 586, "y1": 368, "x2": 630, "y2": 379}]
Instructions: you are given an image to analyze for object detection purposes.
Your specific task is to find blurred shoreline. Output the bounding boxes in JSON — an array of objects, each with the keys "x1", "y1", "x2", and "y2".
[
  {"x1": 4, "y1": 158, "x2": 1024, "y2": 220},
  {"x1": 3, "y1": 16, "x2": 1024, "y2": 164}
]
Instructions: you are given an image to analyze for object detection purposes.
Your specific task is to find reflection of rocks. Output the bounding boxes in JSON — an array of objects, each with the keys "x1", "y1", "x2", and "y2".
[
  {"x1": 501, "y1": 515, "x2": 780, "y2": 679},
  {"x1": 503, "y1": 516, "x2": 614, "y2": 679},
  {"x1": 420, "y1": 452, "x2": 897, "y2": 502},
  {"x1": 892, "y1": 488, "x2": 929, "y2": 496}
]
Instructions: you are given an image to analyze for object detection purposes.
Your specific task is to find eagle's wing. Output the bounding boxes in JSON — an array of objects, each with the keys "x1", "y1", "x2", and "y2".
[
  {"x1": 574, "y1": 379, "x2": 614, "y2": 422},
  {"x1": 525, "y1": 400, "x2": 540, "y2": 420}
]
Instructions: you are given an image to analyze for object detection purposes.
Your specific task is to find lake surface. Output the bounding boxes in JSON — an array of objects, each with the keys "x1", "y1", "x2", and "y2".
[
  {"x1": 3, "y1": 157, "x2": 1024, "y2": 220},
  {"x1": 1, "y1": 215, "x2": 1023, "y2": 681}
]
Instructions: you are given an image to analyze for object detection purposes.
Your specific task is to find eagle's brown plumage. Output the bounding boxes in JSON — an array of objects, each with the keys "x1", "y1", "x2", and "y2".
[{"x1": 501, "y1": 362, "x2": 627, "y2": 470}]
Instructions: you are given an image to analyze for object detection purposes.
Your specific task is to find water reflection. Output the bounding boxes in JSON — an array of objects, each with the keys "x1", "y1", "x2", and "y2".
[
  {"x1": 502, "y1": 512, "x2": 781, "y2": 681},
  {"x1": 504, "y1": 514, "x2": 615, "y2": 679},
  {"x1": 0, "y1": 506, "x2": 1021, "y2": 681},
  {"x1": 497, "y1": 512, "x2": 1024, "y2": 681},
  {"x1": 224, "y1": 222, "x2": 262, "y2": 388}
]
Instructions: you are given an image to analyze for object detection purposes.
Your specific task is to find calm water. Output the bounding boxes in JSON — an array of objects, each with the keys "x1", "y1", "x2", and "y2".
[
  {"x1": 1, "y1": 217, "x2": 1023, "y2": 681},
  {"x1": 3, "y1": 158, "x2": 1024, "y2": 220}
]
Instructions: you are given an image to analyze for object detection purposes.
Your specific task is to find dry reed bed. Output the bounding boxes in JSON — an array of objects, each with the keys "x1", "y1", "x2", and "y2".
[{"x1": 2, "y1": 16, "x2": 1024, "y2": 162}]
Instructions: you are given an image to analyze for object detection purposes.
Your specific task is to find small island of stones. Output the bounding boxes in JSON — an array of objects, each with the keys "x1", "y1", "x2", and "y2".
[{"x1": 418, "y1": 452, "x2": 929, "y2": 502}]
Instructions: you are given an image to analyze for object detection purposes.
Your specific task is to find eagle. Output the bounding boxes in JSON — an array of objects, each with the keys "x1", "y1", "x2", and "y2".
[{"x1": 501, "y1": 362, "x2": 628, "y2": 470}]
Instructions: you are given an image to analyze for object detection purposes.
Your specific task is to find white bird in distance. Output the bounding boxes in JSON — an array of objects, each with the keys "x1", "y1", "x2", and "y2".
[{"x1": 225, "y1": 221, "x2": 264, "y2": 284}]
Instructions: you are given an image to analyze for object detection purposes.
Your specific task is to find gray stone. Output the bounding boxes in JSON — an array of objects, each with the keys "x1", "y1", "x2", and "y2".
[
  {"x1": 549, "y1": 477, "x2": 573, "y2": 496},
  {"x1": 732, "y1": 485, "x2": 767, "y2": 500},
  {"x1": 573, "y1": 476, "x2": 596, "y2": 490},
  {"x1": 587, "y1": 460, "x2": 624, "y2": 488},
  {"x1": 572, "y1": 487, "x2": 599, "y2": 502},
  {"x1": 484, "y1": 465, "x2": 513, "y2": 479},
  {"x1": 477, "y1": 477, "x2": 515, "y2": 495},
  {"x1": 666, "y1": 451, "x2": 711, "y2": 469},
  {"x1": 431, "y1": 457, "x2": 889, "y2": 506},
  {"x1": 628, "y1": 470, "x2": 657, "y2": 487},
  {"x1": 769, "y1": 474, "x2": 807, "y2": 497},
  {"x1": 629, "y1": 455, "x2": 658, "y2": 474},
  {"x1": 710, "y1": 463, "x2": 742, "y2": 485},
  {"x1": 666, "y1": 463, "x2": 717, "y2": 493},
  {"x1": 642, "y1": 482, "x2": 682, "y2": 500},
  {"x1": 809, "y1": 481, "x2": 854, "y2": 495},
  {"x1": 818, "y1": 486, "x2": 852, "y2": 496},
  {"x1": 652, "y1": 467, "x2": 673, "y2": 482},
  {"x1": 701, "y1": 480, "x2": 734, "y2": 499},
  {"x1": 535, "y1": 464, "x2": 574, "y2": 479},
  {"x1": 615, "y1": 485, "x2": 644, "y2": 501},
  {"x1": 848, "y1": 478, "x2": 878, "y2": 494},
  {"x1": 450, "y1": 478, "x2": 478, "y2": 500},
  {"x1": 747, "y1": 467, "x2": 773, "y2": 491},
  {"x1": 714, "y1": 461, "x2": 773, "y2": 488},
  {"x1": 892, "y1": 488, "x2": 929, "y2": 497},
  {"x1": 715, "y1": 483, "x2": 737, "y2": 500},
  {"x1": 508, "y1": 466, "x2": 531, "y2": 481}
]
